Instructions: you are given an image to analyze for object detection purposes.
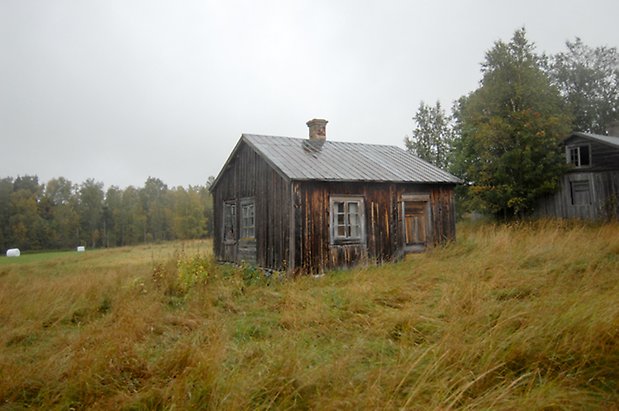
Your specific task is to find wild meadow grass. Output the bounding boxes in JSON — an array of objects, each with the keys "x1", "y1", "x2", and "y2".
[{"x1": 0, "y1": 222, "x2": 618, "y2": 410}]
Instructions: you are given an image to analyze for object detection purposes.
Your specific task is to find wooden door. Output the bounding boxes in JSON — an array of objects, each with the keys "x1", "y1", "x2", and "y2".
[
  {"x1": 404, "y1": 201, "x2": 427, "y2": 247},
  {"x1": 223, "y1": 202, "x2": 237, "y2": 262}
]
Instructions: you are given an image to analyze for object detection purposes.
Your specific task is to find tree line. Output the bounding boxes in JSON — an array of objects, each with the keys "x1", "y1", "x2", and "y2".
[
  {"x1": 0, "y1": 175, "x2": 214, "y2": 253},
  {"x1": 3, "y1": 30, "x2": 616, "y2": 252},
  {"x1": 405, "y1": 30, "x2": 619, "y2": 218}
]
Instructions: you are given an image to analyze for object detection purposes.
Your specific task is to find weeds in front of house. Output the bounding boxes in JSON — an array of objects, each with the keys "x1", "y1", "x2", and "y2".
[
  {"x1": 1, "y1": 225, "x2": 619, "y2": 409},
  {"x1": 152, "y1": 251, "x2": 212, "y2": 297}
]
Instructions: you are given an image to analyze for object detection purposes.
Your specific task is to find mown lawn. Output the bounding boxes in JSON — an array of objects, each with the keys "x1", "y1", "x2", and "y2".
[{"x1": 1, "y1": 223, "x2": 618, "y2": 410}]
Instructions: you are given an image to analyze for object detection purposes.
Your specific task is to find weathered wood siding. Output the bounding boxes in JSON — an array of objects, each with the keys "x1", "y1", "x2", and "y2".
[
  {"x1": 292, "y1": 181, "x2": 456, "y2": 274},
  {"x1": 213, "y1": 142, "x2": 457, "y2": 274},
  {"x1": 535, "y1": 137, "x2": 619, "y2": 220},
  {"x1": 535, "y1": 171, "x2": 619, "y2": 220},
  {"x1": 564, "y1": 136, "x2": 619, "y2": 171},
  {"x1": 428, "y1": 185, "x2": 457, "y2": 243},
  {"x1": 212, "y1": 142, "x2": 291, "y2": 269}
]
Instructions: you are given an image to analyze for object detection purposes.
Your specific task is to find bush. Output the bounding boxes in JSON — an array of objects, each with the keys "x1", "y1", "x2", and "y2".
[{"x1": 152, "y1": 252, "x2": 213, "y2": 296}]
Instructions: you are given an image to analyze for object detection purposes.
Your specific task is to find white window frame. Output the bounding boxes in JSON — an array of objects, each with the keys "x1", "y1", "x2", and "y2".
[
  {"x1": 240, "y1": 198, "x2": 255, "y2": 239},
  {"x1": 566, "y1": 144, "x2": 591, "y2": 168},
  {"x1": 329, "y1": 196, "x2": 366, "y2": 245}
]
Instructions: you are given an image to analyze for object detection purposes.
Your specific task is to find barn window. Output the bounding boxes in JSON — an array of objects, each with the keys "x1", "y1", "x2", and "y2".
[
  {"x1": 223, "y1": 201, "x2": 236, "y2": 242},
  {"x1": 571, "y1": 180, "x2": 591, "y2": 205},
  {"x1": 240, "y1": 199, "x2": 255, "y2": 239},
  {"x1": 567, "y1": 144, "x2": 590, "y2": 167},
  {"x1": 330, "y1": 196, "x2": 365, "y2": 244}
]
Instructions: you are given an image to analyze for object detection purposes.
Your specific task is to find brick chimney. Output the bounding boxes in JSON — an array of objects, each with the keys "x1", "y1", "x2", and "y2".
[
  {"x1": 306, "y1": 119, "x2": 328, "y2": 141},
  {"x1": 608, "y1": 120, "x2": 619, "y2": 137}
]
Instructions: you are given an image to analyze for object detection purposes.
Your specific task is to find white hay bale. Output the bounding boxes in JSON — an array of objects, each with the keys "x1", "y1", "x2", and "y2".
[
  {"x1": 6, "y1": 248, "x2": 20, "y2": 257},
  {"x1": 77, "y1": 246, "x2": 85, "y2": 252}
]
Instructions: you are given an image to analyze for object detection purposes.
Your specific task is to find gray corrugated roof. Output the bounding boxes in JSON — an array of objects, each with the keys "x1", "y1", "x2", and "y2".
[
  {"x1": 570, "y1": 132, "x2": 619, "y2": 149},
  {"x1": 241, "y1": 134, "x2": 461, "y2": 184}
]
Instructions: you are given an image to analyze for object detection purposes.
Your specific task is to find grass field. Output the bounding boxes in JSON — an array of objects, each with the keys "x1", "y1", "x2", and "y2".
[{"x1": 1, "y1": 222, "x2": 618, "y2": 410}]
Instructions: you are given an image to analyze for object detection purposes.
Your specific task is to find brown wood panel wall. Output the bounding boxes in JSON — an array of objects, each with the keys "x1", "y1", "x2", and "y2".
[
  {"x1": 429, "y1": 186, "x2": 457, "y2": 244},
  {"x1": 293, "y1": 181, "x2": 456, "y2": 274}
]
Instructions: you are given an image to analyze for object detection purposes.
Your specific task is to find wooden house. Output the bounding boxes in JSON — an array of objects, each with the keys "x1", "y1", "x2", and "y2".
[
  {"x1": 210, "y1": 119, "x2": 461, "y2": 274},
  {"x1": 535, "y1": 126, "x2": 619, "y2": 220}
]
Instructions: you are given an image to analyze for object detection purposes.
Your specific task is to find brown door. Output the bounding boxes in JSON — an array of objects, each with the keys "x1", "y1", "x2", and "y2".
[{"x1": 404, "y1": 201, "x2": 427, "y2": 247}]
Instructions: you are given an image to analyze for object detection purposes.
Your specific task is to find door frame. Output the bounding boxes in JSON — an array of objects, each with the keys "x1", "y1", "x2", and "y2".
[
  {"x1": 222, "y1": 200, "x2": 237, "y2": 262},
  {"x1": 401, "y1": 194, "x2": 432, "y2": 253}
]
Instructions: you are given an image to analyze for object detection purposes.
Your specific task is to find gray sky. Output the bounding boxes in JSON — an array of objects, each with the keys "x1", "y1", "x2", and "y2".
[{"x1": 1, "y1": 0, "x2": 618, "y2": 189}]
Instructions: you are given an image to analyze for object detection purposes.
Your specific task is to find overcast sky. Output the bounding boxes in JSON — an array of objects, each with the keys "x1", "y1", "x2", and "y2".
[{"x1": 1, "y1": 0, "x2": 618, "y2": 190}]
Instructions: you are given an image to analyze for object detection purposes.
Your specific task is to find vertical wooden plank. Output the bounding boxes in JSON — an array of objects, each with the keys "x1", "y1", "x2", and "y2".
[{"x1": 212, "y1": 142, "x2": 291, "y2": 270}]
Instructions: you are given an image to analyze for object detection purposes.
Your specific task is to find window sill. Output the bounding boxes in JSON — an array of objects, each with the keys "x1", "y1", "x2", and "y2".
[{"x1": 331, "y1": 239, "x2": 365, "y2": 246}]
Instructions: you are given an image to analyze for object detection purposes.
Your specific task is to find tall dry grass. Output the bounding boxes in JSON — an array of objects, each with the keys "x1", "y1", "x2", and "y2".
[{"x1": 0, "y1": 223, "x2": 618, "y2": 410}]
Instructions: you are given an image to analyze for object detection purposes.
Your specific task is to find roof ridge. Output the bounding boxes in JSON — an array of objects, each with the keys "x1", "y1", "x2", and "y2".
[
  {"x1": 236, "y1": 133, "x2": 461, "y2": 184},
  {"x1": 242, "y1": 133, "x2": 407, "y2": 150}
]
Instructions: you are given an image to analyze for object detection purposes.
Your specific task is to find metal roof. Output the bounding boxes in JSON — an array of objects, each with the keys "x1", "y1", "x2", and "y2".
[
  {"x1": 239, "y1": 134, "x2": 461, "y2": 184},
  {"x1": 569, "y1": 132, "x2": 619, "y2": 149}
]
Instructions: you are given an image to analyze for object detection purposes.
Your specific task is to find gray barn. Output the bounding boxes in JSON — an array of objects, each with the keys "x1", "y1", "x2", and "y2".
[{"x1": 535, "y1": 127, "x2": 619, "y2": 220}]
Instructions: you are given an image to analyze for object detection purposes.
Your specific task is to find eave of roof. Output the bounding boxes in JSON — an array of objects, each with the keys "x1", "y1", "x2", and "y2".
[
  {"x1": 567, "y1": 132, "x2": 619, "y2": 149},
  {"x1": 210, "y1": 134, "x2": 462, "y2": 192},
  {"x1": 208, "y1": 136, "x2": 248, "y2": 192}
]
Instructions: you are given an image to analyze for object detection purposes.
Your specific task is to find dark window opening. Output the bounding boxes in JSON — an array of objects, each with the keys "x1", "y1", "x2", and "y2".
[{"x1": 567, "y1": 145, "x2": 590, "y2": 167}]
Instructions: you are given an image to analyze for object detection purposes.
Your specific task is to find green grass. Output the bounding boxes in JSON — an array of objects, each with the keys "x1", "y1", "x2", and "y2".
[
  {"x1": 0, "y1": 240, "x2": 210, "y2": 266},
  {"x1": 0, "y1": 250, "x2": 78, "y2": 265},
  {"x1": 1, "y1": 223, "x2": 618, "y2": 410}
]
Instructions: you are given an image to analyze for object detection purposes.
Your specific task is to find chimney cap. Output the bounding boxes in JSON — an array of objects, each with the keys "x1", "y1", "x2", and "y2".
[
  {"x1": 307, "y1": 118, "x2": 328, "y2": 141},
  {"x1": 306, "y1": 118, "x2": 328, "y2": 126}
]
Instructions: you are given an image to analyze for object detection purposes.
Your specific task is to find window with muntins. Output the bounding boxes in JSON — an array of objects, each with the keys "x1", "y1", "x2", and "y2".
[
  {"x1": 330, "y1": 196, "x2": 365, "y2": 244},
  {"x1": 567, "y1": 145, "x2": 591, "y2": 167},
  {"x1": 240, "y1": 200, "x2": 255, "y2": 239}
]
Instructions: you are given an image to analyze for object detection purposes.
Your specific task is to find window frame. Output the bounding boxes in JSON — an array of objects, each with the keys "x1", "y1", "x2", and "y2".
[
  {"x1": 223, "y1": 200, "x2": 237, "y2": 244},
  {"x1": 329, "y1": 195, "x2": 366, "y2": 245},
  {"x1": 239, "y1": 197, "x2": 256, "y2": 240},
  {"x1": 566, "y1": 144, "x2": 591, "y2": 168},
  {"x1": 570, "y1": 180, "x2": 592, "y2": 205},
  {"x1": 401, "y1": 194, "x2": 431, "y2": 249}
]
